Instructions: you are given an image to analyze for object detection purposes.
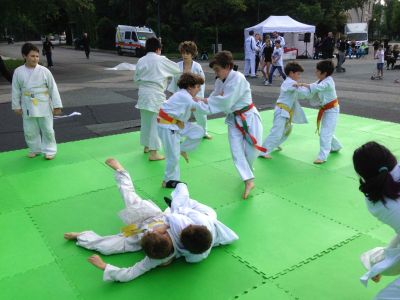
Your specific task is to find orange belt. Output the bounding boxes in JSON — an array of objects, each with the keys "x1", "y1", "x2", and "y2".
[
  {"x1": 157, "y1": 109, "x2": 184, "y2": 129},
  {"x1": 316, "y1": 99, "x2": 339, "y2": 134},
  {"x1": 234, "y1": 103, "x2": 267, "y2": 153}
]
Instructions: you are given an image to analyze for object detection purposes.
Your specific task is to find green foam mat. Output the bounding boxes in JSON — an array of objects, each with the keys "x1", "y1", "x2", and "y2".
[{"x1": 1, "y1": 109, "x2": 400, "y2": 299}]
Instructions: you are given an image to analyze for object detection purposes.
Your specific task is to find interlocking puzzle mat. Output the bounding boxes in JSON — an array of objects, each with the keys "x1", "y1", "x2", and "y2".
[{"x1": 1, "y1": 108, "x2": 399, "y2": 300}]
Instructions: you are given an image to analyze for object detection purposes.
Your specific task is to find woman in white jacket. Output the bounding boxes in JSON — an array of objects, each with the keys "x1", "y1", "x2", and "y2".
[{"x1": 353, "y1": 141, "x2": 400, "y2": 299}]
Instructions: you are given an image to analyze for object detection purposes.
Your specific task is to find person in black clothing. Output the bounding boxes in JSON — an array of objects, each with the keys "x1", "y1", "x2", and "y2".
[
  {"x1": 321, "y1": 32, "x2": 335, "y2": 59},
  {"x1": 42, "y1": 37, "x2": 54, "y2": 67},
  {"x1": 261, "y1": 35, "x2": 273, "y2": 83},
  {"x1": 373, "y1": 40, "x2": 380, "y2": 57},
  {"x1": 82, "y1": 33, "x2": 90, "y2": 59},
  {"x1": 0, "y1": 56, "x2": 13, "y2": 83},
  {"x1": 336, "y1": 36, "x2": 347, "y2": 72}
]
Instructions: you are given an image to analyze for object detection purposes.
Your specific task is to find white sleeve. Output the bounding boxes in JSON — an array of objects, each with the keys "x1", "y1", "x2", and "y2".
[
  {"x1": 388, "y1": 234, "x2": 400, "y2": 248},
  {"x1": 198, "y1": 65, "x2": 205, "y2": 98},
  {"x1": 184, "y1": 249, "x2": 211, "y2": 263},
  {"x1": 192, "y1": 100, "x2": 211, "y2": 114},
  {"x1": 11, "y1": 70, "x2": 22, "y2": 110},
  {"x1": 310, "y1": 80, "x2": 330, "y2": 94},
  {"x1": 296, "y1": 86, "x2": 312, "y2": 100},
  {"x1": 103, "y1": 255, "x2": 172, "y2": 282},
  {"x1": 207, "y1": 78, "x2": 240, "y2": 114},
  {"x1": 45, "y1": 70, "x2": 63, "y2": 108},
  {"x1": 167, "y1": 75, "x2": 178, "y2": 94}
]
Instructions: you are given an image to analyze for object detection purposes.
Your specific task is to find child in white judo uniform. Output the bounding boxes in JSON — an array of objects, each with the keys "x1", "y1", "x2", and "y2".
[
  {"x1": 353, "y1": 142, "x2": 400, "y2": 299},
  {"x1": 134, "y1": 37, "x2": 181, "y2": 161},
  {"x1": 202, "y1": 51, "x2": 265, "y2": 199},
  {"x1": 260, "y1": 62, "x2": 310, "y2": 159},
  {"x1": 167, "y1": 41, "x2": 212, "y2": 139},
  {"x1": 11, "y1": 43, "x2": 62, "y2": 160},
  {"x1": 297, "y1": 60, "x2": 342, "y2": 164},
  {"x1": 64, "y1": 158, "x2": 238, "y2": 282},
  {"x1": 158, "y1": 73, "x2": 210, "y2": 188}
]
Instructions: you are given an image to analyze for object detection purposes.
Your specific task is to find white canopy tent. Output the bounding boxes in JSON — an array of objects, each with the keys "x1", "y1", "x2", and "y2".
[{"x1": 245, "y1": 16, "x2": 316, "y2": 58}]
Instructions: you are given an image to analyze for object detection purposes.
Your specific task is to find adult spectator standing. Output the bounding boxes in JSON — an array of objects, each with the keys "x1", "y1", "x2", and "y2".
[
  {"x1": 272, "y1": 31, "x2": 285, "y2": 48},
  {"x1": 244, "y1": 30, "x2": 259, "y2": 78},
  {"x1": 0, "y1": 56, "x2": 12, "y2": 83},
  {"x1": 42, "y1": 37, "x2": 54, "y2": 68},
  {"x1": 255, "y1": 33, "x2": 263, "y2": 75},
  {"x1": 373, "y1": 40, "x2": 380, "y2": 58},
  {"x1": 82, "y1": 33, "x2": 90, "y2": 59},
  {"x1": 261, "y1": 35, "x2": 273, "y2": 83},
  {"x1": 321, "y1": 32, "x2": 335, "y2": 59},
  {"x1": 336, "y1": 36, "x2": 347, "y2": 72}
]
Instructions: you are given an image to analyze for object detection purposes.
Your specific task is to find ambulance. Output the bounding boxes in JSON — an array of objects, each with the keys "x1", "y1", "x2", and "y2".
[{"x1": 115, "y1": 25, "x2": 156, "y2": 56}]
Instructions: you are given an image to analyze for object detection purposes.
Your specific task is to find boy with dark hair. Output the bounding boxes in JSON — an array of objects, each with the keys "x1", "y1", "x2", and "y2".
[
  {"x1": 12, "y1": 42, "x2": 62, "y2": 160},
  {"x1": 181, "y1": 225, "x2": 212, "y2": 254},
  {"x1": 158, "y1": 73, "x2": 209, "y2": 188},
  {"x1": 297, "y1": 60, "x2": 342, "y2": 164},
  {"x1": 260, "y1": 62, "x2": 310, "y2": 159},
  {"x1": 135, "y1": 37, "x2": 181, "y2": 161},
  {"x1": 65, "y1": 158, "x2": 238, "y2": 282},
  {"x1": 265, "y1": 40, "x2": 286, "y2": 86},
  {"x1": 202, "y1": 51, "x2": 265, "y2": 199},
  {"x1": 167, "y1": 41, "x2": 211, "y2": 139}
]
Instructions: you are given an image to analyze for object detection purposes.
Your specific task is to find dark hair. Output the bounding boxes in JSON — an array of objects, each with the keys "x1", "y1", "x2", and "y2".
[
  {"x1": 353, "y1": 141, "x2": 400, "y2": 203},
  {"x1": 179, "y1": 41, "x2": 198, "y2": 57},
  {"x1": 145, "y1": 37, "x2": 162, "y2": 53},
  {"x1": 181, "y1": 225, "x2": 212, "y2": 254},
  {"x1": 21, "y1": 43, "x2": 39, "y2": 56},
  {"x1": 249, "y1": 30, "x2": 254, "y2": 36},
  {"x1": 209, "y1": 50, "x2": 234, "y2": 69},
  {"x1": 316, "y1": 60, "x2": 334, "y2": 76},
  {"x1": 274, "y1": 40, "x2": 281, "y2": 44},
  {"x1": 284, "y1": 62, "x2": 304, "y2": 75},
  {"x1": 141, "y1": 232, "x2": 173, "y2": 259},
  {"x1": 177, "y1": 72, "x2": 204, "y2": 89}
]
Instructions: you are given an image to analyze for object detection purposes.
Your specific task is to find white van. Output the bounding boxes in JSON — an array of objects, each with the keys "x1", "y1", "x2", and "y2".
[
  {"x1": 115, "y1": 25, "x2": 156, "y2": 56},
  {"x1": 344, "y1": 23, "x2": 369, "y2": 53}
]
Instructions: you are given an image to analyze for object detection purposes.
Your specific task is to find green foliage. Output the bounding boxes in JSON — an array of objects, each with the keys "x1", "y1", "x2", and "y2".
[
  {"x1": 96, "y1": 17, "x2": 115, "y2": 50},
  {"x1": 3, "y1": 59, "x2": 25, "y2": 72}
]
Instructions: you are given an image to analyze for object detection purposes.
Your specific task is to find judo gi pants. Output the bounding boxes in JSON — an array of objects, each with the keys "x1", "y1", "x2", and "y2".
[
  {"x1": 193, "y1": 110, "x2": 208, "y2": 135},
  {"x1": 318, "y1": 111, "x2": 342, "y2": 161},
  {"x1": 76, "y1": 170, "x2": 162, "y2": 255},
  {"x1": 158, "y1": 123, "x2": 204, "y2": 182},
  {"x1": 244, "y1": 56, "x2": 256, "y2": 77},
  {"x1": 23, "y1": 116, "x2": 57, "y2": 156},
  {"x1": 375, "y1": 277, "x2": 400, "y2": 300},
  {"x1": 262, "y1": 113, "x2": 291, "y2": 155},
  {"x1": 228, "y1": 112, "x2": 263, "y2": 181},
  {"x1": 139, "y1": 109, "x2": 162, "y2": 151}
]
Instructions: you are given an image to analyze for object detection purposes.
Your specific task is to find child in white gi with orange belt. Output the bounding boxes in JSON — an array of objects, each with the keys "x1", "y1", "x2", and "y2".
[
  {"x1": 167, "y1": 41, "x2": 211, "y2": 139},
  {"x1": 260, "y1": 62, "x2": 310, "y2": 159},
  {"x1": 297, "y1": 60, "x2": 342, "y2": 164},
  {"x1": 12, "y1": 43, "x2": 62, "y2": 160},
  {"x1": 201, "y1": 51, "x2": 265, "y2": 199},
  {"x1": 134, "y1": 37, "x2": 181, "y2": 161},
  {"x1": 158, "y1": 73, "x2": 210, "y2": 188}
]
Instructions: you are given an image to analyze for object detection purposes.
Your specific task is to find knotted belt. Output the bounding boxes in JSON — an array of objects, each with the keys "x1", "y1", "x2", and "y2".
[
  {"x1": 157, "y1": 109, "x2": 184, "y2": 129},
  {"x1": 121, "y1": 221, "x2": 165, "y2": 237},
  {"x1": 276, "y1": 103, "x2": 293, "y2": 137},
  {"x1": 316, "y1": 99, "x2": 339, "y2": 134},
  {"x1": 234, "y1": 103, "x2": 267, "y2": 153}
]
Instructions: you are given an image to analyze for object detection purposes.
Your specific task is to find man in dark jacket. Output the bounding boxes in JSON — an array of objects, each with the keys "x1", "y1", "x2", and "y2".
[{"x1": 82, "y1": 33, "x2": 90, "y2": 59}]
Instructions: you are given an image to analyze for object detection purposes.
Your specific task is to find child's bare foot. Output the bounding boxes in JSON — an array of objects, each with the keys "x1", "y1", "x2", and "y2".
[
  {"x1": 313, "y1": 159, "x2": 325, "y2": 164},
  {"x1": 181, "y1": 151, "x2": 189, "y2": 163},
  {"x1": 260, "y1": 154, "x2": 272, "y2": 159},
  {"x1": 88, "y1": 255, "x2": 107, "y2": 270},
  {"x1": 203, "y1": 134, "x2": 213, "y2": 140},
  {"x1": 44, "y1": 154, "x2": 55, "y2": 160},
  {"x1": 243, "y1": 180, "x2": 255, "y2": 199},
  {"x1": 371, "y1": 274, "x2": 381, "y2": 283},
  {"x1": 149, "y1": 151, "x2": 165, "y2": 161},
  {"x1": 27, "y1": 152, "x2": 38, "y2": 158},
  {"x1": 64, "y1": 232, "x2": 81, "y2": 240},
  {"x1": 143, "y1": 146, "x2": 149, "y2": 153},
  {"x1": 105, "y1": 158, "x2": 124, "y2": 171}
]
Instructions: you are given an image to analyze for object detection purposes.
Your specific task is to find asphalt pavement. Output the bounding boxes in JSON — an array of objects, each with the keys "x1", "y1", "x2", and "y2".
[{"x1": 0, "y1": 41, "x2": 399, "y2": 152}]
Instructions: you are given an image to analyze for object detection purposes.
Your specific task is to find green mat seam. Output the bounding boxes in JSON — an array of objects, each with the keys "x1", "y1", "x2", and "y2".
[{"x1": 24, "y1": 207, "x2": 84, "y2": 300}]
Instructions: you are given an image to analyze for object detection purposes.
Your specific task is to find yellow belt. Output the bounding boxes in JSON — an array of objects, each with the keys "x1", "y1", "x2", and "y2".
[
  {"x1": 121, "y1": 221, "x2": 164, "y2": 237},
  {"x1": 23, "y1": 91, "x2": 49, "y2": 97},
  {"x1": 276, "y1": 103, "x2": 293, "y2": 136}
]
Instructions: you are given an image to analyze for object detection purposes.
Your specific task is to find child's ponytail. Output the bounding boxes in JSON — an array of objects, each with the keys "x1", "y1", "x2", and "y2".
[{"x1": 353, "y1": 142, "x2": 400, "y2": 204}]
